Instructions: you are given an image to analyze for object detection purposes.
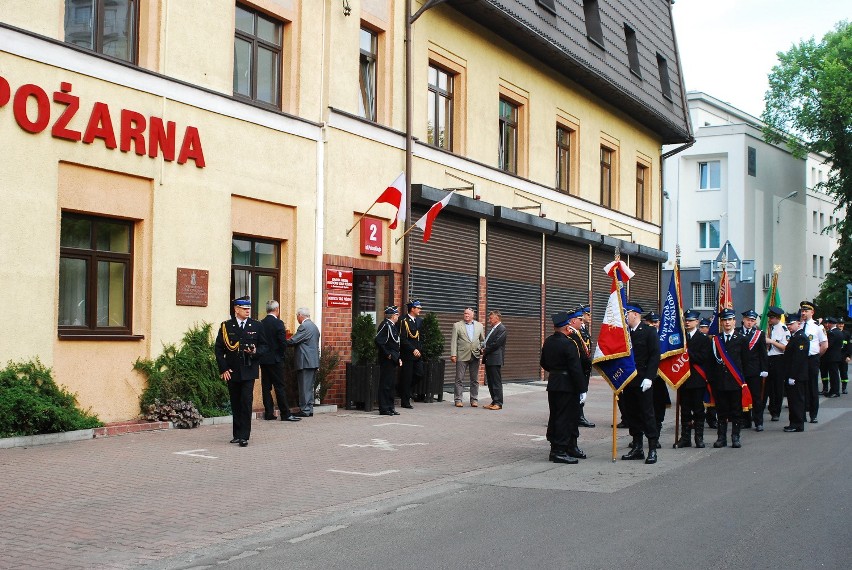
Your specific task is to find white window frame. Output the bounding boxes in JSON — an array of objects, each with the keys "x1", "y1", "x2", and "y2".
[
  {"x1": 698, "y1": 220, "x2": 721, "y2": 249},
  {"x1": 692, "y1": 282, "x2": 716, "y2": 310},
  {"x1": 698, "y1": 160, "x2": 721, "y2": 191}
]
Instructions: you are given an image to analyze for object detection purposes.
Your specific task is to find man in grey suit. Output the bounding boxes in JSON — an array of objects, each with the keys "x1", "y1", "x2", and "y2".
[
  {"x1": 450, "y1": 307, "x2": 485, "y2": 407},
  {"x1": 482, "y1": 310, "x2": 507, "y2": 410},
  {"x1": 287, "y1": 307, "x2": 320, "y2": 417}
]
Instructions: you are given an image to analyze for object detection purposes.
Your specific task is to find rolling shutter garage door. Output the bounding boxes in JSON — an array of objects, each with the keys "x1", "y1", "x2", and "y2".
[
  {"x1": 410, "y1": 208, "x2": 479, "y2": 360},
  {"x1": 545, "y1": 238, "x2": 589, "y2": 320},
  {"x1": 590, "y1": 247, "x2": 617, "y2": 346},
  {"x1": 628, "y1": 256, "x2": 661, "y2": 313},
  {"x1": 487, "y1": 226, "x2": 542, "y2": 380}
]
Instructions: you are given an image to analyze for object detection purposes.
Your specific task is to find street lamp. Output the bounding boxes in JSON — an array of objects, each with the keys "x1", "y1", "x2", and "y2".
[{"x1": 776, "y1": 191, "x2": 799, "y2": 223}]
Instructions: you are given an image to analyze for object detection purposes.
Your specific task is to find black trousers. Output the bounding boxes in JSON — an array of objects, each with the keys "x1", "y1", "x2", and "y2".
[
  {"x1": 260, "y1": 363, "x2": 292, "y2": 418},
  {"x1": 766, "y1": 355, "x2": 785, "y2": 418},
  {"x1": 678, "y1": 386, "x2": 706, "y2": 427},
  {"x1": 652, "y1": 376, "x2": 670, "y2": 425},
  {"x1": 744, "y1": 375, "x2": 764, "y2": 426},
  {"x1": 714, "y1": 388, "x2": 742, "y2": 425},
  {"x1": 547, "y1": 390, "x2": 579, "y2": 450},
  {"x1": 806, "y1": 355, "x2": 820, "y2": 418},
  {"x1": 786, "y1": 378, "x2": 806, "y2": 429},
  {"x1": 840, "y1": 360, "x2": 848, "y2": 384},
  {"x1": 399, "y1": 357, "x2": 420, "y2": 406},
  {"x1": 485, "y1": 365, "x2": 503, "y2": 405},
  {"x1": 824, "y1": 360, "x2": 841, "y2": 396},
  {"x1": 622, "y1": 386, "x2": 658, "y2": 440},
  {"x1": 228, "y1": 379, "x2": 255, "y2": 440},
  {"x1": 379, "y1": 359, "x2": 398, "y2": 412}
]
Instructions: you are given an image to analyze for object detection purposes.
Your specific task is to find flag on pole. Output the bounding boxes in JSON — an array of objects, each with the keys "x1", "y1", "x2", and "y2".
[
  {"x1": 375, "y1": 172, "x2": 406, "y2": 229},
  {"x1": 759, "y1": 269, "x2": 782, "y2": 332},
  {"x1": 658, "y1": 262, "x2": 691, "y2": 389},
  {"x1": 707, "y1": 264, "x2": 732, "y2": 336},
  {"x1": 593, "y1": 260, "x2": 637, "y2": 394},
  {"x1": 413, "y1": 190, "x2": 455, "y2": 242}
]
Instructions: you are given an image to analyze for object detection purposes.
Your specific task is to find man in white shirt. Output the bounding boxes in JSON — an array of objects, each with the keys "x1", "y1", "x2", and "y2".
[
  {"x1": 450, "y1": 308, "x2": 485, "y2": 407},
  {"x1": 764, "y1": 306, "x2": 789, "y2": 421}
]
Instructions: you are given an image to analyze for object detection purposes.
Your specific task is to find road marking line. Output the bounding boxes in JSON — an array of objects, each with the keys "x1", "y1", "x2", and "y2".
[
  {"x1": 339, "y1": 438, "x2": 428, "y2": 451},
  {"x1": 513, "y1": 433, "x2": 547, "y2": 442},
  {"x1": 173, "y1": 449, "x2": 218, "y2": 459},
  {"x1": 327, "y1": 469, "x2": 400, "y2": 477},
  {"x1": 372, "y1": 422, "x2": 423, "y2": 427},
  {"x1": 289, "y1": 525, "x2": 348, "y2": 543}
]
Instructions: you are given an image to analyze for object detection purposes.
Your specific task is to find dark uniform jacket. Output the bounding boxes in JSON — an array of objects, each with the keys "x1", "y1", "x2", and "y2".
[
  {"x1": 400, "y1": 314, "x2": 423, "y2": 360},
  {"x1": 482, "y1": 322, "x2": 507, "y2": 366},
  {"x1": 568, "y1": 327, "x2": 592, "y2": 389},
  {"x1": 258, "y1": 314, "x2": 287, "y2": 366},
  {"x1": 843, "y1": 329, "x2": 852, "y2": 359},
  {"x1": 215, "y1": 317, "x2": 268, "y2": 382},
  {"x1": 375, "y1": 319, "x2": 401, "y2": 363},
  {"x1": 714, "y1": 331, "x2": 747, "y2": 392},
  {"x1": 627, "y1": 322, "x2": 661, "y2": 389},
  {"x1": 540, "y1": 331, "x2": 585, "y2": 393},
  {"x1": 783, "y1": 329, "x2": 810, "y2": 383},
  {"x1": 736, "y1": 327, "x2": 768, "y2": 377},
  {"x1": 824, "y1": 327, "x2": 845, "y2": 363},
  {"x1": 683, "y1": 329, "x2": 714, "y2": 389}
]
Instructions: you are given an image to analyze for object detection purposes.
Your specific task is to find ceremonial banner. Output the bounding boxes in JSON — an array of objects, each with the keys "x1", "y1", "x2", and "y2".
[
  {"x1": 593, "y1": 260, "x2": 637, "y2": 394},
  {"x1": 707, "y1": 264, "x2": 732, "y2": 336},
  {"x1": 658, "y1": 263, "x2": 691, "y2": 389},
  {"x1": 760, "y1": 269, "x2": 783, "y2": 332}
]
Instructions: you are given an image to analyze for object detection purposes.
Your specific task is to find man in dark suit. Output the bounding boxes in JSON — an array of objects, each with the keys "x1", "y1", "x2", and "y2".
[
  {"x1": 375, "y1": 306, "x2": 401, "y2": 416},
  {"x1": 215, "y1": 297, "x2": 268, "y2": 447},
  {"x1": 676, "y1": 310, "x2": 714, "y2": 448},
  {"x1": 483, "y1": 310, "x2": 508, "y2": 410},
  {"x1": 287, "y1": 307, "x2": 320, "y2": 417},
  {"x1": 578, "y1": 305, "x2": 596, "y2": 428},
  {"x1": 782, "y1": 312, "x2": 810, "y2": 432},
  {"x1": 540, "y1": 311, "x2": 586, "y2": 464},
  {"x1": 713, "y1": 308, "x2": 748, "y2": 448},
  {"x1": 399, "y1": 300, "x2": 424, "y2": 409},
  {"x1": 259, "y1": 300, "x2": 301, "y2": 422},
  {"x1": 737, "y1": 309, "x2": 769, "y2": 431},
  {"x1": 621, "y1": 303, "x2": 661, "y2": 464},
  {"x1": 823, "y1": 317, "x2": 844, "y2": 398}
]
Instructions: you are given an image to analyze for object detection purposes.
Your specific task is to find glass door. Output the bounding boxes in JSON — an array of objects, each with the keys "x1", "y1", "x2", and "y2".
[{"x1": 353, "y1": 271, "x2": 393, "y2": 328}]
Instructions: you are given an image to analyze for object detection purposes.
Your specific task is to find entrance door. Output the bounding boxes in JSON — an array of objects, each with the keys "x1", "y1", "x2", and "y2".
[{"x1": 353, "y1": 271, "x2": 394, "y2": 327}]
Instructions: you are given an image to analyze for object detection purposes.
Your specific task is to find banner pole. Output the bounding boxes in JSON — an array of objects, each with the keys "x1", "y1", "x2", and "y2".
[
  {"x1": 345, "y1": 199, "x2": 380, "y2": 236},
  {"x1": 612, "y1": 393, "x2": 618, "y2": 462},
  {"x1": 673, "y1": 391, "x2": 680, "y2": 448}
]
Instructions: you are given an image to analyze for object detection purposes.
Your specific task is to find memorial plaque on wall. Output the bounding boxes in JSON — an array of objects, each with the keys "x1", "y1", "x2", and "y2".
[{"x1": 176, "y1": 268, "x2": 209, "y2": 306}]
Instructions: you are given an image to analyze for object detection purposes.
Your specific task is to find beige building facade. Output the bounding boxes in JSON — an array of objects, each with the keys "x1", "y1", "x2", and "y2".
[{"x1": 0, "y1": 0, "x2": 690, "y2": 422}]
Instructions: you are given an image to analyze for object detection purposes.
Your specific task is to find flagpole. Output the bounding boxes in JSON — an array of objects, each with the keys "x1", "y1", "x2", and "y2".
[
  {"x1": 345, "y1": 200, "x2": 381, "y2": 236},
  {"x1": 673, "y1": 246, "x2": 681, "y2": 448},
  {"x1": 395, "y1": 222, "x2": 420, "y2": 244},
  {"x1": 612, "y1": 393, "x2": 618, "y2": 462}
]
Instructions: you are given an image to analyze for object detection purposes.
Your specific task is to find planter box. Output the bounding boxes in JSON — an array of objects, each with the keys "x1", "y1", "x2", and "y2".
[
  {"x1": 345, "y1": 362, "x2": 380, "y2": 411},
  {"x1": 413, "y1": 359, "x2": 445, "y2": 403}
]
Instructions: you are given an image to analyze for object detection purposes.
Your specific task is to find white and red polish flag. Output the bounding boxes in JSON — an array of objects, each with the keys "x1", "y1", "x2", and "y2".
[
  {"x1": 375, "y1": 172, "x2": 406, "y2": 229},
  {"x1": 413, "y1": 191, "x2": 455, "y2": 242}
]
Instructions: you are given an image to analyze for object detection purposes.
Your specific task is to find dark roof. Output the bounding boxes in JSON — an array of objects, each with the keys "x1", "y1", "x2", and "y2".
[{"x1": 447, "y1": 0, "x2": 692, "y2": 144}]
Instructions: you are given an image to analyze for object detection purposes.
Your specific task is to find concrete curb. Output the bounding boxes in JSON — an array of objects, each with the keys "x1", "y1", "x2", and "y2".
[{"x1": 0, "y1": 404, "x2": 339, "y2": 449}]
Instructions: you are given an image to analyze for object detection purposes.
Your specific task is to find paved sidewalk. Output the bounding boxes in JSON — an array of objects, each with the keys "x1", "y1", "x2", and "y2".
[{"x1": 1, "y1": 378, "x2": 845, "y2": 569}]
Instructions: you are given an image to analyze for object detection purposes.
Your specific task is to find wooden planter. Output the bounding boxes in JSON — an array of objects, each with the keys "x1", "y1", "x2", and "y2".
[
  {"x1": 413, "y1": 358, "x2": 445, "y2": 403},
  {"x1": 345, "y1": 362, "x2": 380, "y2": 411}
]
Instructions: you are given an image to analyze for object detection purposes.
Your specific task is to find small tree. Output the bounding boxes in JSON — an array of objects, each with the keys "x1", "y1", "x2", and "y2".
[
  {"x1": 314, "y1": 345, "x2": 341, "y2": 402},
  {"x1": 421, "y1": 312, "x2": 445, "y2": 361},
  {"x1": 351, "y1": 314, "x2": 378, "y2": 365}
]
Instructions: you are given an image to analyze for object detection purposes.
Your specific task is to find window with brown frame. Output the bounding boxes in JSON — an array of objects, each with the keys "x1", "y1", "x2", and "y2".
[
  {"x1": 499, "y1": 98, "x2": 519, "y2": 173},
  {"x1": 359, "y1": 27, "x2": 379, "y2": 121},
  {"x1": 231, "y1": 236, "x2": 280, "y2": 320},
  {"x1": 556, "y1": 125, "x2": 574, "y2": 194},
  {"x1": 58, "y1": 213, "x2": 134, "y2": 335},
  {"x1": 427, "y1": 64, "x2": 454, "y2": 150},
  {"x1": 234, "y1": 3, "x2": 284, "y2": 108},
  {"x1": 64, "y1": 0, "x2": 138, "y2": 63},
  {"x1": 600, "y1": 146, "x2": 614, "y2": 208},
  {"x1": 636, "y1": 163, "x2": 649, "y2": 220}
]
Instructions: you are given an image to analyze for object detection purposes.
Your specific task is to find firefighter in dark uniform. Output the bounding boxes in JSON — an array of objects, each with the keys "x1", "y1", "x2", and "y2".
[
  {"x1": 712, "y1": 308, "x2": 748, "y2": 448},
  {"x1": 699, "y1": 318, "x2": 718, "y2": 429},
  {"x1": 839, "y1": 320, "x2": 851, "y2": 394},
  {"x1": 676, "y1": 310, "x2": 714, "y2": 448},
  {"x1": 782, "y1": 312, "x2": 809, "y2": 432},
  {"x1": 736, "y1": 309, "x2": 769, "y2": 431},
  {"x1": 540, "y1": 311, "x2": 587, "y2": 465},
  {"x1": 644, "y1": 311, "x2": 670, "y2": 447},
  {"x1": 823, "y1": 317, "x2": 844, "y2": 397},
  {"x1": 567, "y1": 309, "x2": 592, "y2": 451},
  {"x1": 375, "y1": 306, "x2": 401, "y2": 416},
  {"x1": 578, "y1": 305, "x2": 596, "y2": 428},
  {"x1": 215, "y1": 297, "x2": 268, "y2": 447},
  {"x1": 399, "y1": 300, "x2": 424, "y2": 409},
  {"x1": 621, "y1": 303, "x2": 661, "y2": 464}
]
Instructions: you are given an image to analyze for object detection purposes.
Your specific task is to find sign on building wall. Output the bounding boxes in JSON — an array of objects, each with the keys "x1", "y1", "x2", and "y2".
[
  {"x1": 360, "y1": 216, "x2": 384, "y2": 256},
  {"x1": 176, "y1": 268, "x2": 209, "y2": 306},
  {"x1": 326, "y1": 269, "x2": 353, "y2": 291}
]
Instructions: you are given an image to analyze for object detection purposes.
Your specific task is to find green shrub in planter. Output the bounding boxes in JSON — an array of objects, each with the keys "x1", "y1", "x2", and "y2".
[
  {"x1": 0, "y1": 358, "x2": 102, "y2": 437},
  {"x1": 144, "y1": 398, "x2": 203, "y2": 428},
  {"x1": 314, "y1": 345, "x2": 341, "y2": 403},
  {"x1": 421, "y1": 312, "x2": 445, "y2": 361},
  {"x1": 351, "y1": 314, "x2": 378, "y2": 364},
  {"x1": 135, "y1": 323, "x2": 229, "y2": 418}
]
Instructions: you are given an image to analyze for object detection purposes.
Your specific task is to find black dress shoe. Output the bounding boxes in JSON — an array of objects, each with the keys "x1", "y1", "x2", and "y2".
[
  {"x1": 565, "y1": 447, "x2": 587, "y2": 459},
  {"x1": 645, "y1": 448, "x2": 658, "y2": 464},
  {"x1": 401, "y1": 404, "x2": 413, "y2": 409},
  {"x1": 770, "y1": 415, "x2": 780, "y2": 421},
  {"x1": 616, "y1": 421, "x2": 628, "y2": 429},
  {"x1": 281, "y1": 415, "x2": 302, "y2": 421},
  {"x1": 379, "y1": 410, "x2": 394, "y2": 415},
  {"x1": 809, "y1": 418, "x2": 818, "y2": 423},
  {"x1": 239, "y1": 439, "x2": 248, "y2": 447},
  {"x1": 296, "y1": 411, "x2": 313, "y2": 417},
  {"x1": 783, "y1": 425, "x2": 804, "y2": 432},
  {"x1": 621, "y1": 447, "x2": 645, "y2": 460},
  {"x1": 263, "y1": 415, "x2": 276, "y2": 420},
  {"x1": 549, "y1": 452, "x2": 578, "y2": 464},
  {"x1": 391, "y1": 410, "x2": 400, "y2": 415},
  {"x1": 578, "y1": 417, "x2": 596, "y2": 428},
  {"x1": 829, "y1": 393, "x2": 840, "y2": 398},
  {"x1": 755, "y1": 425, "x2": 764, "y2": 432},
  {"x1": 230, "y1": 438, "x2": 241, "y2": 444}
]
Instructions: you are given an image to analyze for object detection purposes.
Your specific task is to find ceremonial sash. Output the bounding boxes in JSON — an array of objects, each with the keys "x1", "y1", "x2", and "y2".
[
  {"x1": 693, "y1": 363, "x2": 716, "y2": 408},
  {"x1": 747, "y1": 330, "x2": 761, "y2": 351},
  {"x1": 712, "y1": 336, "x2": 753, "y2": 411}
]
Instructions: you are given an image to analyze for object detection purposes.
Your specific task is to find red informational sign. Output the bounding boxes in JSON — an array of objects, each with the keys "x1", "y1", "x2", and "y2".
[
  {"x1": 327, "y1": 293, "x2": 352, "y2": 308},
  {"x1": 360, "y1": 216, "x2": 384, "y2": 256},
  {"x1": 325, "y1": 269, "x2": 354, "y2": 291}
]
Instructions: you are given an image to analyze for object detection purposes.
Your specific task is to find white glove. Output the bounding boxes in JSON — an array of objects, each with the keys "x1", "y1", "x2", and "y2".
[
  {"x1": 759, "y1": 371, "x2": 769, "y2": 378},
  {"x1": 641, "y1": 378, "x2": 653, "y2": 392},
  {"x1": 788, "y1": 378, "x2": 795, "y2": 385},
  {"x1": 579, "y1": 392, "x2": 587, "y2": 404}
]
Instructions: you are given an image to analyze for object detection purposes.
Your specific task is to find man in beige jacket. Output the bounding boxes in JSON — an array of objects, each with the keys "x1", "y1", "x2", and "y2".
[{"x1": 451, "y1": 307, "x2": 485, "y2": 407}]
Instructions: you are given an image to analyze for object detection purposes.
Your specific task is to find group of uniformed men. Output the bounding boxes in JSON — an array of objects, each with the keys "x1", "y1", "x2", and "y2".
[{"x1": 542, "y1": 300, "x2": 850, "y2": 465}]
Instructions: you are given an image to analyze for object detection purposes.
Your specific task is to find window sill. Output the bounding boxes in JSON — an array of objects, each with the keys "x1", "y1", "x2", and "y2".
[{"x1": 58, "y1": 333, "x2": 145, "y2": 341}]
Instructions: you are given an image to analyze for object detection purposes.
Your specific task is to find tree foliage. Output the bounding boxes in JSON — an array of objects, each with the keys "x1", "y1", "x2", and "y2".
[{"x1": 762, "y1": 21, "x2": 852, "y2": 315}]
